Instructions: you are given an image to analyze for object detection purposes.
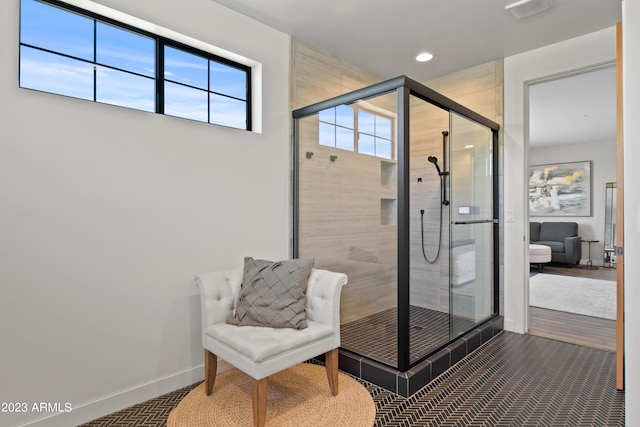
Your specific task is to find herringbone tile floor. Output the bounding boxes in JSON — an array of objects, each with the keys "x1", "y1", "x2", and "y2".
[{"x1": 81, "y1": 332, "x2": 625, "y2": 426}]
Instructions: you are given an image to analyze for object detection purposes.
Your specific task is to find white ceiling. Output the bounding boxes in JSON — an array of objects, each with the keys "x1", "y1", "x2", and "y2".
[
  {"x1": 529, "y1": 65, "x2": 617, "y2": 147},
  {"x1": 212, "y1": 0, "x2": 621, "y2": 146}
]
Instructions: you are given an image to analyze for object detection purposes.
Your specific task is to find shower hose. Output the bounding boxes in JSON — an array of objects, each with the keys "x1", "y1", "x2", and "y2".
[{"x1": 420, "y1": 196, "x2": 444, "y2": 264}]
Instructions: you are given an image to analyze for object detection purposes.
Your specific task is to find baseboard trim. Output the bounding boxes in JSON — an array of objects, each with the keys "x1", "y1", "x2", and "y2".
[
  {"x1": 503, "y1": 318, "x2": 520, "y2": 333},
  {"x1": 18, "y1": 361, "x2": 233, "y2": 427}
]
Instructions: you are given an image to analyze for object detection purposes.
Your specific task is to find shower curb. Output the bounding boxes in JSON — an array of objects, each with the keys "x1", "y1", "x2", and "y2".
[{"x1": 333, "y1": 315, "x2": 504, "y2": 397}]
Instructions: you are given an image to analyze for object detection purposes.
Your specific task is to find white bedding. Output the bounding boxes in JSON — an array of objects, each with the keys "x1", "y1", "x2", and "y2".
[{"x1": 451, "y1": 244, "x2": 475, "y2": 285}]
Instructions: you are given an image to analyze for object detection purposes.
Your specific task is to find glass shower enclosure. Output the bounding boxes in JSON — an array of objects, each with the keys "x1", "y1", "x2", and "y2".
[{"x1": 293, "y1": 76, "x2": 500, "y2": 384}]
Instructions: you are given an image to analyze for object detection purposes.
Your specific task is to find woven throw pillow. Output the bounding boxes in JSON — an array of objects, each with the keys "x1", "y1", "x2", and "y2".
[{"x1": 227, "y1": 257, "x2": 314, "y2": 329}]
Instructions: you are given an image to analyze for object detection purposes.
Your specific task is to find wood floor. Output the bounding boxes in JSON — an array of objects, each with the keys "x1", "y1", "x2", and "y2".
[{"x1": 528, "y1": 263, "x2": 617, "y2": 352}]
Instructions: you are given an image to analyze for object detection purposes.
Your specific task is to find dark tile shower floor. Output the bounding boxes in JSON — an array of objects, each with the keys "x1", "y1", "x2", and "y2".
[
  {"x1": 340, "y1": 305, "x2": 476, "y2": 366},
  {"x1": 80, "y1": 331, "x2": 624, "y2": 426}
]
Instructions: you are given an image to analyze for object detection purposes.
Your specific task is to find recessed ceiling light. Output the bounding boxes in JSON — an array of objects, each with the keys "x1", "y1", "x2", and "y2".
[{"x1": 416, "y1": 52, "x2": 433, "y2": 62}]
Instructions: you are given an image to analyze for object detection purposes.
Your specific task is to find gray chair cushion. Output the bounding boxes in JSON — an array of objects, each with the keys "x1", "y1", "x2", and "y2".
[{"x1": 228, "y1": 257, "x2": 314, "y2": 329}]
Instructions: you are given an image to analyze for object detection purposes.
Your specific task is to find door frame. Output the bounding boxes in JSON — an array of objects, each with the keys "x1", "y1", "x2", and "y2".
[{"x1": 615, "y1": 21, "x2": 624, "y2": 390}]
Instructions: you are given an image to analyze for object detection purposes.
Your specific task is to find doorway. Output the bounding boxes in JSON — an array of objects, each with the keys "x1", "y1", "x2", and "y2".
[{"x1": 525, "y1": 64, "x2": 617, "y2": 351}]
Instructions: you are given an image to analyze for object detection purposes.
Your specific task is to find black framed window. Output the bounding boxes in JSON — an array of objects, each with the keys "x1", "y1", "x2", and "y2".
[
  {"x1": 319, "y1": 105, "x2": 394, "y2": 159},
  {"x1": 163, "y1": 45, "x2": 249, "y2": 128},
  {"x1": 19, "y1": 0, "x2": 251, "y2": 130},
  {"x1": 357, "y1": 109, "x2": 393, "y2": 158},
  {"x1": 319, "y1": 104, "x2": 355, "y2": 151}
]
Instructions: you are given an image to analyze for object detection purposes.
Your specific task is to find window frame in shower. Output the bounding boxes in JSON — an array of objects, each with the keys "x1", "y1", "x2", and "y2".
[{"x1": 317, "y1": 103, "x2": 396, "y2": 160}]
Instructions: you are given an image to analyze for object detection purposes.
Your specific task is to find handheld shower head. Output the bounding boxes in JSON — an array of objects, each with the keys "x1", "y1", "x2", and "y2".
[
  {"x1": 427, "y1": 155, "x2": 449, "y2": 205},
  {"x1": 427, "y1": 155, "x2": 442, "y2": 175}
]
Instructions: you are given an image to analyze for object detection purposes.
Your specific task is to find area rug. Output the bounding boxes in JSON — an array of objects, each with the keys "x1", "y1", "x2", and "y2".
[
  {"x1": 167, "y1": 363, "x2": 375, "y2": 427},
  {"x1": 529, "y1": 273, "x2": 616, "y2": 320}
]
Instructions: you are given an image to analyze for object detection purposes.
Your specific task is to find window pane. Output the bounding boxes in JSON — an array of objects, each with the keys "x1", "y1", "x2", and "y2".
[
  {"x1": 210, "y1": 94, "x2": 247, "y2": 130},
  {"x1": 210, "y1": 62, "x2": 246, "y2": 100},
  {"x1": 376, "y1": 116, "x2": 392, "y2": 139},
  {"x1": 319, "y1": 122, "x2": 335, "y2": 147},
  {"x1": 336, "y1": 105, "x2": 354, "y2": 129},
  {"x1": 358, "y1": 110, "x2": 375, "y2": 135},
  {"x1": 96, "y1": 22, "x2": 155, "y2": 77},
  {"x1": 336, "y1": 127, "x2": 354, "y2": 151},
  {"x1": 20, "y1": 0, "x2": 93, "y2": 61},
  {"x1": 358, "y1": 133, "x2": 375, "y2": 156},
  {"x1": 376, "y1": 137, "x2": 392, "y2": 159},
  {"x1": 19, "y1": 1, "x2": 250, "y2": 130},
  {"x1": 319, "y1": 107, "x2": 335, "y2": 124},
  {"x1": 164, "y1": 46, "x2": 207, "y2": 89},
  {"x1": 164, "y1": 81, "x2": 208, "y2": 122},
  {"x1": 96, "y1": 66, "x2": 155, "y2": 112},
  {"x1": 20, "y1": 46, "x2": 93, "y2": 100}
]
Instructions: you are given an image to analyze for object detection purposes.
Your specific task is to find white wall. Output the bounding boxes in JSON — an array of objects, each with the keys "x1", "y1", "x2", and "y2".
[
  {"x1": 0, "y1": 1, "x2": 290, "y2": 426},
  {"x1": 623, "y1": 1, "x2": 640, "y2": 425},
  {"x1": 529, "y1": 140, "x2": 617, "y2": 265},
  {"x1": 503, "y1": 26, "x2": 616, "y2": 334}
]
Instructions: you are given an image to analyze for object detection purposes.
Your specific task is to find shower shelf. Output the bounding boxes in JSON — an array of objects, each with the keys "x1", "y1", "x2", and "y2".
[
  {"x1": 380, "y1": 198, "x2": 397, "y2": 225},
  {"x1": 380, "y1": 161, "x2": 397, "y2": 226},
  {"x1": 380, "y1": 160, "x2": 397, "y2": 189}
]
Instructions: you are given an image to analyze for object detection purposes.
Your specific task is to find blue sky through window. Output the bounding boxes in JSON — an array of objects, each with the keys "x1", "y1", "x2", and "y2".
[
  {"x1": 358, "y1": 110, "x2": 375, "y2": 135},
  {"x1": 319, "y1": 122, "x2": 335, "y2": 147},
  {"x1": 318, "y1": 104, "x2": 393, "y2": 158},
  {"x1": 164, "y1": 82, "x2": 208, "y2": 122},
  {"x1": 97, "y1": 22, "x2": 155, "y2": 77},
  {"x1": 336, "y1": 105, "x2": 354, "y2": 128},
  {"x1": 21, "y1": 0, "x2": 93, "y2": 60},
  {"x1": 210, "y1": 94, "x2": 247, "y2": 128},
  {"x1": 19, "y1": 0, "x2": 250, "y2": 130},
  {"x1": 211, "y1": 63, "x2": 247, "y2": 100},
  {"x1": 376, "y1": 116, "x2": 392, "y2": 139},
  {"x1": 358, "y1": 134, "x2": 375, "y2": 156},
  {"x1": 164, "y1": 46, "x2": 208, "y2": 89},
  {"x1": 96, "y1": 66, "x2": 155, "y2": 112},
  {"x1": 20, "y1": 46, "x2": 94, "y2": 100}
]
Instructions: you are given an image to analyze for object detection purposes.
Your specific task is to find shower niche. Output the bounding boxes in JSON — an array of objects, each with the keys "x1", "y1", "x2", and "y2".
[{"x1": 293, "y1": 76, "x2": 502, "y2": 396}]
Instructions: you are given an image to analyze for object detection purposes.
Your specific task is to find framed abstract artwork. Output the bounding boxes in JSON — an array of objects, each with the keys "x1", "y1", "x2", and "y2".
[{"x1": 529, "y1": 160, "x2": 592, "y2": 216}]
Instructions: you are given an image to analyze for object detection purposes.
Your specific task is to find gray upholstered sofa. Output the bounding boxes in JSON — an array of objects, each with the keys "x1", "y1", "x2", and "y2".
[{"x1": 530, "y1": 221, "x2": 582, "y2": 265}]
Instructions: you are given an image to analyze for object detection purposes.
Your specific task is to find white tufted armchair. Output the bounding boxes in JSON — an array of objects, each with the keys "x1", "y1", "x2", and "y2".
[{"x1": 195, "y1": 268, "x2": 348, "y2": 427}]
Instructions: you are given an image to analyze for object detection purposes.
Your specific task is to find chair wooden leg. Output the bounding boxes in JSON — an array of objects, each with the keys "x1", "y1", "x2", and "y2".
[
  {"x1": 251, "y1": 378, "x2": 267, "y2": 427},
  {"x1": 325, "y1": 348, "x2": 339, "y2": 396},
  {"x1": 204, "y1": 349, "x2": 217, "y2": 396}
]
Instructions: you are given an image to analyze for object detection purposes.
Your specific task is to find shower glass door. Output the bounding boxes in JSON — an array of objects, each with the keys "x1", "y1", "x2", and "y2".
[
  {"x1": 449, "y1": 112, "x2": 494, "y2": 337},
  {"x1": 408, "y1": 95, "x2": 451, "y2": 364}
]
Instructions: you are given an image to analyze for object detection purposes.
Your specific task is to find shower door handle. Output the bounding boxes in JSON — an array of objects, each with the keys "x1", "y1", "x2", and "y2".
[{"x1": 453, "y1": 219, "x2": 493, "y2": 225}]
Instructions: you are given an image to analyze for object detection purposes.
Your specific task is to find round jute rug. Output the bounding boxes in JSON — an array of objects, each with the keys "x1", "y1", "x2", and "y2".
[{"x1": 168, "y1": 363, "x2": 375, "y2": 427}]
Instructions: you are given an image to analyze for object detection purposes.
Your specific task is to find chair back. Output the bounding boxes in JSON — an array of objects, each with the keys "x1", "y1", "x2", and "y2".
[{"x1": 195, "y1": 269, "x2": 242, "y2": 344}]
